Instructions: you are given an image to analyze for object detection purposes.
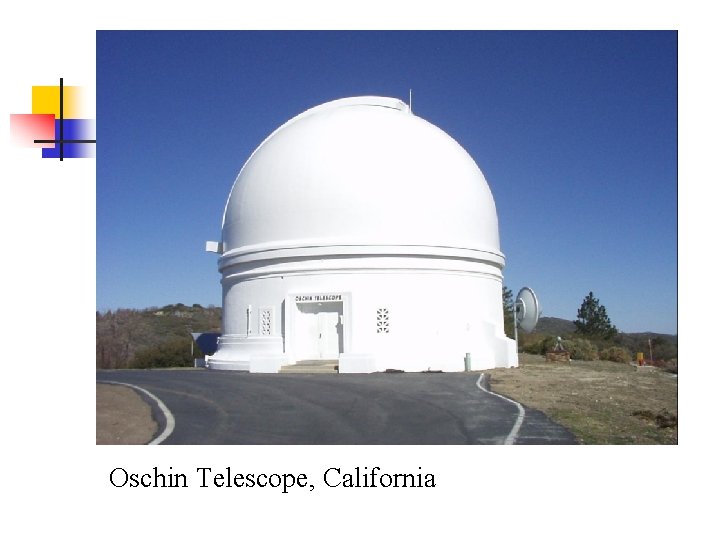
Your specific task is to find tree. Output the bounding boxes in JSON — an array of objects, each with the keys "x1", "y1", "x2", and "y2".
[
  {"x1": 574, "y1": 291, "x2": 617, "y2": 339},
  {"x1": 502, "y1": 286, "x2": 514, "y2": 338}
]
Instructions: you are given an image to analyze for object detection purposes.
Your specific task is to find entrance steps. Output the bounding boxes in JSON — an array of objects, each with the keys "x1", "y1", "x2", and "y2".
[{"x1": 280, "y1": 359, "x2": 339, "y2": 374}]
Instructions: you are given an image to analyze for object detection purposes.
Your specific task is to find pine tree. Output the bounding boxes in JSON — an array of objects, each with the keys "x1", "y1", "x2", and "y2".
[
  {"x1": 574, "y1": 291, "x2": 617, "y2": 339},
  {"x1": 502, "y1": 286, "x2": 514, "y2": 337}
]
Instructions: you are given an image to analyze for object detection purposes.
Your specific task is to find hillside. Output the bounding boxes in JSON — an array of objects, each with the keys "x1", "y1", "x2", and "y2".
[
  {"x1": 534, "y1": 317, "x2": 576, "y2": 336},
  {"x1": 525, "y1": 317, "x2": 678, "y2": 363},
  {"x1": 96, "y1": 304, "x2": 221, "y2": 369}
]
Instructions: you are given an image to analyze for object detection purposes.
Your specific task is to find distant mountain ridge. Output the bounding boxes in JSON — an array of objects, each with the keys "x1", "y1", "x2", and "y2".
[
  {"x1": 530, "y1": 316, "x2": 677, "y2": 361},
  {"x1": 534, "y1": 317, "x2": 576, "y2": 336},
  {"x1": 534, "y1": 316, "x2": 677, "y2": 340}
]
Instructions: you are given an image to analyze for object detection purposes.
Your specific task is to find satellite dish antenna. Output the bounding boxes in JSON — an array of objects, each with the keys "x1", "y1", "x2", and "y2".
[
  {"x1": 515, "y1": 287, "x2": 540, "y2": 332},
  {"x1": 513, "y1": 287, "x2": 541, "y2": 352}
]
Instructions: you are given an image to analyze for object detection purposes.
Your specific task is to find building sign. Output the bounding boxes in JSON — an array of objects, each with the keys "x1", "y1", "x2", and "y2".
[{"x1": 294, "y1": 294, "x2": 343, "y2": 303}]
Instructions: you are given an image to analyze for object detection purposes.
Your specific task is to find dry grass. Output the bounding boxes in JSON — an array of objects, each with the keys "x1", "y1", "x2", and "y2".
[{"x1": 484, "y1": 354, "x2": 678, "y2": 444}]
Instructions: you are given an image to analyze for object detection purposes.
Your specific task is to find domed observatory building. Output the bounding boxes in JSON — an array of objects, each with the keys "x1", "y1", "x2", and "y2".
[{"x1": 205, "y1": 96, "x2": 517, "y2": 373}]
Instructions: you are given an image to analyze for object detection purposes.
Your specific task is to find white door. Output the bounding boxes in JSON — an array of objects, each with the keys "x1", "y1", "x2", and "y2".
[
  {"x1": 318, "y1": 310, "x2": 340, "y2": 359},
  {"x1": 294, "y1": 302, "x2": 343, "y2": 360},
  {"x1": 295, "y1": 309, "x2": 319, "y2": 359}
]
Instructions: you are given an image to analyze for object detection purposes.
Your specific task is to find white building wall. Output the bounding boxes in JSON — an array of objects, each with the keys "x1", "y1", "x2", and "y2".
[{"x1": 207, "y1": 262, "x2": 517, "y2": 372}]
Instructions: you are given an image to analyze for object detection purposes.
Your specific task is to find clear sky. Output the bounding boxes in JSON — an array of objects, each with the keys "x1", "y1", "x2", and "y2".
[{"x1": 96, "y1": 30, "x2": 677, "y2": 334}]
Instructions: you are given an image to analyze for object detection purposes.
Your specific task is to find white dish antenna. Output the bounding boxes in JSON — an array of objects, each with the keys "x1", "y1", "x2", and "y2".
[
  {"x1": 513, "y1": 287, "x2": 540, "y2": 349},
  {"x1": 515, "y1": 287, "x2": 540, "y2": 333},
  {"x1": 512, "y1": 286, "x2": 540, "y2": 354}
]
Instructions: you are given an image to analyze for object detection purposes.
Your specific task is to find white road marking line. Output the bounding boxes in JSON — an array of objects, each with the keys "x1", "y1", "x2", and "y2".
[
  {"x1": 98, "y1": 381, "x2": 175, "y2": 445},
  {"x1": 476, "y1": 373, "x2": 525, "y2": 445}
]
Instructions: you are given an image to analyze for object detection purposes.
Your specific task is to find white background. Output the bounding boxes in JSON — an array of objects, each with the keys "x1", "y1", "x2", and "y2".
[{"x1": 0, "y1": 2, "x2": 709, "y2": 538}]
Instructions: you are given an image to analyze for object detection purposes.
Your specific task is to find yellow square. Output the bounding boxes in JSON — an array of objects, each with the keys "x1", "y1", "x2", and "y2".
[{"x1": 32, "y1": 86, "x2": 83, "y2": 118}]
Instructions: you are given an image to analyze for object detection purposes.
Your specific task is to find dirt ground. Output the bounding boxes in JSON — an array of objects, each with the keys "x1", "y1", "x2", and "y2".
[
  {"x1": 96, "y1": 383, "x2": 158, "y2": 445},
  {"x1": 484, "y1": 354, "x2": 678, "y2": 444}
]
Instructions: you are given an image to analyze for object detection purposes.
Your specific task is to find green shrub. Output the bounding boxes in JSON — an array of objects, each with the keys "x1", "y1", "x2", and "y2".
[
  {"x1": 522, "y1": 335, "x2": 557, "y2": 355},
  {"x1": 599, "y1": 346, "x2": 633, "y2": 363},
  {"x1": 563, "y1": 338, "x2": 599, "y2": 361},
  {"x1": 131, "y1": 338, "x2": 194, "y2": 369}
]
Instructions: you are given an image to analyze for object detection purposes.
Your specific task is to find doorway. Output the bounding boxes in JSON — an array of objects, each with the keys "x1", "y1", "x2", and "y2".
[{"x1": 294, "y1": 301, "x2": 344, "y2": 360}]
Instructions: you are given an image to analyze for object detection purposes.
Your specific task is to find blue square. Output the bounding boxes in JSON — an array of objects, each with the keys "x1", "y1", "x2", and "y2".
[{"x1": 42, "y1": 119, "x2": 96, "y2": 158}]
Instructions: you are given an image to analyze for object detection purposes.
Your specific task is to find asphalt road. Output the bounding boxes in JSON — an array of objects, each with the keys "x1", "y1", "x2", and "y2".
[{"x1": 96, "y1": 370, "x2": 576, "y2": 445}]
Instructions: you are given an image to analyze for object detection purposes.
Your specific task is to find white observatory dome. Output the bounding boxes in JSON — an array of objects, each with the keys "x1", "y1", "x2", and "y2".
[
  {"x1": 206, "y1": 96, "x2": 517, "y2": 374},
  {"x1": 221, "y1": 96, "x2": 502, "y2": 263}
]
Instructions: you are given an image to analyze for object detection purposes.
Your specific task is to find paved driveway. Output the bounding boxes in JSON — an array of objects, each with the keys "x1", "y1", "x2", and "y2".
[{"x1": 96, "y1": 370, "x2": 576, "y2": 444}]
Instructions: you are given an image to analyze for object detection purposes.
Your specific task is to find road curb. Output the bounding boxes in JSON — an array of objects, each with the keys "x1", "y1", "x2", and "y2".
[
  {"x1": 476, "y1": 372, "x2": 491, "y2": 391},
  {"x1": 476, "y1": 373, "x2": 526, "y2": 445},
  {"x1": 97, "y1": 381, "x2": 175, "y2": 445}
]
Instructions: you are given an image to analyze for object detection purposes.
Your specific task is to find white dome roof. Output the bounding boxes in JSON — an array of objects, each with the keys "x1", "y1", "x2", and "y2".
[{"x1": 221, "y1": 96, "x2": 503, "y2": 266}]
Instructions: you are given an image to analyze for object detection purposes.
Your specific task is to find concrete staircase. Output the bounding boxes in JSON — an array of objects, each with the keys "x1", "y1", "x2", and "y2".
[{"x1": 280, "y1": 359, "x2": 339, "y2": 374}]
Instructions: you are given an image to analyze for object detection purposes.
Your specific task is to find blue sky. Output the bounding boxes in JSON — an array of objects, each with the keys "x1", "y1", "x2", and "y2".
[{"x1": 97, "y1": 31, "x2": 677, "y2": 334}]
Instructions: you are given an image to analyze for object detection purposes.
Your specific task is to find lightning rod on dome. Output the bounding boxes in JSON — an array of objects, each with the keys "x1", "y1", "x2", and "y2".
[{"x1": 409, "y1": 89, "x2": 412, "y2": 112}]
